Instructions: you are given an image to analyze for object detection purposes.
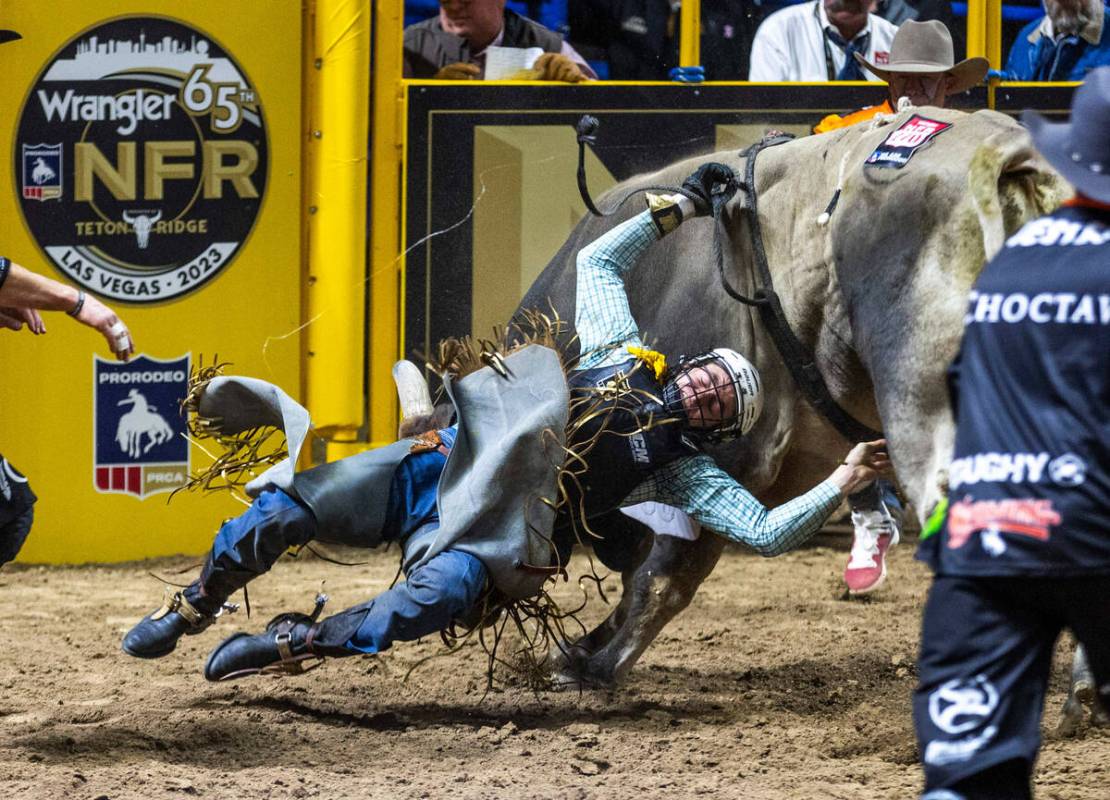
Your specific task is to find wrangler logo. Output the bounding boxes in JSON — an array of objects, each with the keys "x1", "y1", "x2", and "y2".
[{"x1": 14, "y1": 18, "x2": 268, "y2": 303}]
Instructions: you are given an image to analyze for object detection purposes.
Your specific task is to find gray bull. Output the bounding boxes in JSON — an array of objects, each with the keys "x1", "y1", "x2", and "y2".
[{"x1": 511, "y1": 107, "x2": 1064, "y2": 686}]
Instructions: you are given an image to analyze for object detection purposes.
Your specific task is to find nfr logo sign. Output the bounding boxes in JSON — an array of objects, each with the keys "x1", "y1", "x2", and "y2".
[
  {"x1": 94, "y1": 354, "x2": 190, "y2": 498},
  {"x1": 14, "y1": 16, "x2": 268, "y2": 302}
]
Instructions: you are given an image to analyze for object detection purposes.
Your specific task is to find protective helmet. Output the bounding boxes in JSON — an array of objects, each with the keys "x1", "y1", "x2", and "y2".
[{"x1": 661, "y1": 347, "x2": 763, "y2": 440}]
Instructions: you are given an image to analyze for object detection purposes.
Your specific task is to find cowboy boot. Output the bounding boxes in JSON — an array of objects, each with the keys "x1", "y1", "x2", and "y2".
[
  {"x1": 122, "y1": 584, "x2": 226, "y2": 659},
  {"x1": 204, "y1": 593, "x2": 333, "y2": 681}
]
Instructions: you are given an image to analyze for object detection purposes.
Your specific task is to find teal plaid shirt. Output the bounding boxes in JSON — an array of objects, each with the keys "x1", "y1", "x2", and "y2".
[{"x1": 573, "y1": 207, "x2": 841, "y2": 555}]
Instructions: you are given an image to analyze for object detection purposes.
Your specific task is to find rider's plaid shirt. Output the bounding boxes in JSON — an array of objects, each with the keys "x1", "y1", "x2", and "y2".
[{"x1": 574, "y1": 207, "x2": 842, "y2": 555}]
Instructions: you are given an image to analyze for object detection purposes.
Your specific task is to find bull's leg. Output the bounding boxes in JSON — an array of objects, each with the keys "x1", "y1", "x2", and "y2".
[
  {"x1": 560, "y1": 532, "x2": 725, "y2": 687},
  {"x1": 549, "y1": 567, "x2": 639, "y2": 683},
  {"x1": 1059, "y1": 644, "x2": 1110, "y2": 735}
]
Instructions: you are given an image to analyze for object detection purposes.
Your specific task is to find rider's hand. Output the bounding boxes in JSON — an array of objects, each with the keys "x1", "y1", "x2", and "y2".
[
  {"x1": 434, "y1": 61, "x2": 481, "y2": 80},
  {"x1": 680, "y1": 162, "x2": 738, "y2": 216},
  {"x1": 76, "y1": 294, "x2": 134, "y2": 361},
  {"x1": 533, "y1": 52, "x2": 588, "y2": 83},
  {"x1": 830, "y1": 439, "x2": 892, "y2": 496}
]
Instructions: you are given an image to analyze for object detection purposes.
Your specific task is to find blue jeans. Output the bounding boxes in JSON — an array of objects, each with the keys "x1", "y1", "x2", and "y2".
[{"x1": 189, "y1": 486, "x2": 487, "y2": 654}]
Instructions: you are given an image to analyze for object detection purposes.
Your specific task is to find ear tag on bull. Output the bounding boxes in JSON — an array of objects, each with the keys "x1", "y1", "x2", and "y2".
[{"x1": 864, "y1": 114, "x2": 953, "y2": 170}]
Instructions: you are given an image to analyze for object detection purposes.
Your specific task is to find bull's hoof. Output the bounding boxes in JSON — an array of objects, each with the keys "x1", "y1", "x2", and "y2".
[
  {"x1": 546, "y1": 644, "x2": 617, "y2": 690},
  {"x1": 1058, "y1": 694, "x2": 1085, "y2": 737},
  {"x1": 1057, "y1": 679, "x2": 1107, "y2": 736},
  {"x1": 550, "y1": 668, "x2": 617, "y2": 691}
]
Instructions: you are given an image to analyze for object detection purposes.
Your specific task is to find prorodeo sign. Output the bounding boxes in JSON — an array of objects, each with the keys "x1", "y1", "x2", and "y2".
[
  {"x1": 13, "y1": 16, "x2": 268, "y2": 302},
  {"x1": 94, "y1": 353, "x2": 190, "y2": 498}
]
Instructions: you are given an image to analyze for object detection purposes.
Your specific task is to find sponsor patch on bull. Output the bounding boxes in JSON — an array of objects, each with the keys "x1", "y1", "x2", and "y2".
[
  {"x1": 947, "y1": 496, "x2": 1061, "y2": 549},
  {"x1": 865, "y1": 114, "x2": 952, "y2": 170},
  {"x1": 13, "y1": 17, "x2": 268, "y2": 303},
  {"x1": 94, "y1": 354, "x2": 190, "y2": 498}
]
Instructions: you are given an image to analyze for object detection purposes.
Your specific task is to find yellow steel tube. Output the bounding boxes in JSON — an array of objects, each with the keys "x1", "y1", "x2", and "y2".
[
  {"x1": 305, "y1": 0, "x2": 370, "y2": 439},
  {"x1": 367, "y1": 0, "x2": 406, "y2": 449},
  {"x1": 966, "y1": 0, "x2": 987, "y2": 59},
  {"x1": 679, "y1": 0, "x2": 701, "y2": 68},
  {"x1": 986, "y1": 0, "x2": 1002, "y2": 112},
  {"x1": 985, "y1": 0, "x2": 1002, "y2": 67}
]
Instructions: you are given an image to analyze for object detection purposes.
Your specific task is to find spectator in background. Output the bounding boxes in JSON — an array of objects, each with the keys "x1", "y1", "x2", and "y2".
[
  {"x1": 1002, "y1": 0, "x2": 1110, "y2": 80},
  {"x1": 404, "y1": 0, "x2": 597, "y2": 81},
  {"x1": 814, "y1": 20, "x2": 986, "y2": 132},
  {"x1": 567, "y1": 0, "x2": 679, "y2": 80},
  {"x1": 567, "y1": 0, "x2": 763, "y2": 80},
  {"x1": 749, "y1": 0, "x2": 898, "y2": 82},
  {"x1": 873, "y1": 0, "x2": 918, "y2": 26},
  {"x1": 874, "y1": 0, "x2": 965, "y2": 57}
]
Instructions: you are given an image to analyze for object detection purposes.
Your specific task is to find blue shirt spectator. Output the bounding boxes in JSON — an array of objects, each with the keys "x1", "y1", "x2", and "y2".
[{"x1": 1002, "y1": 0, "x2": 1110, "y2": 80}]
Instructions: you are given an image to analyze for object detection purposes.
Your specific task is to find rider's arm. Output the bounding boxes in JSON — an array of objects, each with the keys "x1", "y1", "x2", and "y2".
[
  {"x1": 574, "y1": 195, "x2": 696, "y2": 371},
  {"x1": 627, "y1": 449, "x2": 882, "y2": 556}
]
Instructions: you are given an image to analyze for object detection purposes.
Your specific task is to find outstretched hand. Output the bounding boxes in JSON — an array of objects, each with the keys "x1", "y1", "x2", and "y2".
[
  {"x1": 76, "y1": 295, "x2": 134, "y2": 361},
  {"x1": 831, "y1": 439, "x2": 892, "y2": 496},
  {"x1": 680, "y1": 162, "x2": 737, "y2": 216}
]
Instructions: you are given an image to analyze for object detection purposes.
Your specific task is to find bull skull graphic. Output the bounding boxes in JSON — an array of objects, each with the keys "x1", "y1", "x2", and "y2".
[{"x1": 121, "y1": 209, "x2": 162, "y2": 249}]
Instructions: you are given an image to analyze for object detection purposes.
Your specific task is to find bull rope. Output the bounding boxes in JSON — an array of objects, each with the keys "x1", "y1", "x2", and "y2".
[{"x1": 573, "y1": 116, "x2": 883, "y2": 444}]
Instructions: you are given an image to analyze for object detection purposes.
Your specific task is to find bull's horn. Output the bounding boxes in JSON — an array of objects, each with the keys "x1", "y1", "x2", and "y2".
[
  {"x1": 149, "y1": 210, "x2": 162, "y2": 222},
  {"x1": 122, "y1": 210, "x2": 135, "y2": 223},
  {"x1": 392, "y1": 360, "x2": 433, "y2": 419}
]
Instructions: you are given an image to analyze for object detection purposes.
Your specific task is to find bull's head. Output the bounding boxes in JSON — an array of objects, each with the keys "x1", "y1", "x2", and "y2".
[{"x1": 122, "y1": 209, "x2": 162, "y2": 249}]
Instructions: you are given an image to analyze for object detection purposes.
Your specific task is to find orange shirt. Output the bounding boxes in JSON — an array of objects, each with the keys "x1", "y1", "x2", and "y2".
[{"x1": 813, "y1": 100, "x2": 894, "y2": 135}]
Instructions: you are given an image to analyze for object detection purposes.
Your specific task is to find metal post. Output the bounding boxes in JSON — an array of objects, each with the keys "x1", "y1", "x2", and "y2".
[
  {"x1": 305, "y1": 0, "x2": 371, "y2": 446},
  {"x1": 678, "y1": 0, "x2": 701, "y2": 68},
  {"x1": 366, "y1": 0, "x2": 405, "y2": 450}
]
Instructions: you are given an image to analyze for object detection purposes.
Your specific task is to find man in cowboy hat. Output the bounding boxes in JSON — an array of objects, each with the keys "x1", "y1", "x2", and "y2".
[
  {"x1": 912, "y1": 68, "x2": 1110, "y2": 800},
  {"x1": 814, "y1": 19, "x2": 987, "y2": 133}
]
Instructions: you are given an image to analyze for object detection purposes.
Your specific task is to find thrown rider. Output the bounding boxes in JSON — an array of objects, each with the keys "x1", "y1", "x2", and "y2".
[{"x1": 122, "y1": 162, "x2": 890, "y2": 682}]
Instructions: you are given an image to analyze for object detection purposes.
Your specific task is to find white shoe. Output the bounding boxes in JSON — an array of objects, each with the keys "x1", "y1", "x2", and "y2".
[{"x1": 844, "y1": 505, "x2": 900, "y2": 595}]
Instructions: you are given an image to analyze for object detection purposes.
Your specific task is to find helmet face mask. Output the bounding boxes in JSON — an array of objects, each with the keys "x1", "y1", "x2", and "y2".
[{"x1": 661, "y1": 348, "x2": 763, "y2": 442}]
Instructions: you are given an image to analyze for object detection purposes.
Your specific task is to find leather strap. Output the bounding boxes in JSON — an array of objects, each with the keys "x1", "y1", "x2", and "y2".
[{"x1": 733, "y1": 136, "x2": 884, "y2": 443}]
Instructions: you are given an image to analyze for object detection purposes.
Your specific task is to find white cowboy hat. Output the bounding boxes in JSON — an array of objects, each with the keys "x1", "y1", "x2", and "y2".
[{"x1": 854, "y1": 20, "x2": 987, "y2": 95}]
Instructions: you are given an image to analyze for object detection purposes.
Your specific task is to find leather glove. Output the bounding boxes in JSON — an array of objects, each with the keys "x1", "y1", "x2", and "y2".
[
  {"x1": 533, "y1": 52, "x2": 587, "y2": 83},
  {"x1": 434, "y1": 62, "x2": 481, "y2": 80},
  {"x1": 680, "y1": 162, "x2": 737, "y2": 216}
]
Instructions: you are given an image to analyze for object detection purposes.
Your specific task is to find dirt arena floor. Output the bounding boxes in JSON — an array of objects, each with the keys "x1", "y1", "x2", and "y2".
[{"x1": 1, "y1": 535, "x2": 1106, "y2": 800}]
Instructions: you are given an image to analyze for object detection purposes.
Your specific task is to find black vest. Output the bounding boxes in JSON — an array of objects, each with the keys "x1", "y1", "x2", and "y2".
[
  {"x1": 560, "y1": 359, "x2": 697, "y2": 524},
  {"x1": 403, "y1": 10, "x2": 565, "y2": 78}
]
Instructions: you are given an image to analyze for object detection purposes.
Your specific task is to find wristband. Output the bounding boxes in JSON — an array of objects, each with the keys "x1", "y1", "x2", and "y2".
[
  {"x1": 67, "y1": 289, "x2": 86, "y2": 318},
  {"x1": 0, "y1": 257, "x2": 10, "y2": 291}
]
